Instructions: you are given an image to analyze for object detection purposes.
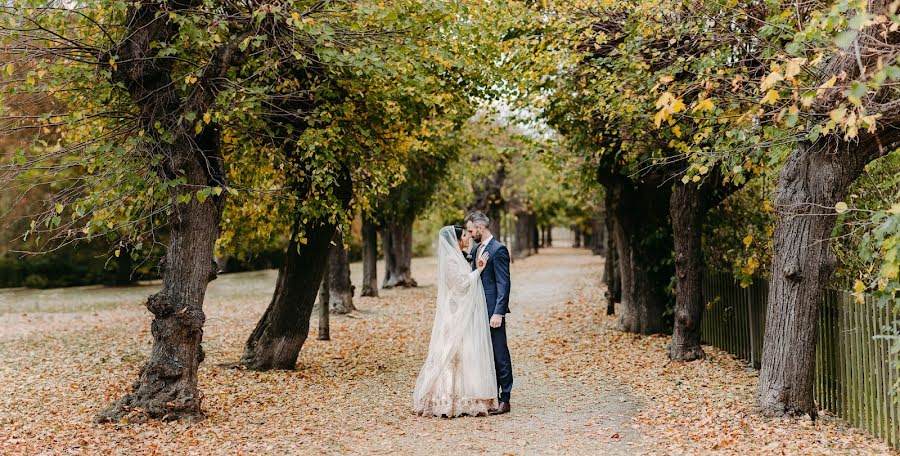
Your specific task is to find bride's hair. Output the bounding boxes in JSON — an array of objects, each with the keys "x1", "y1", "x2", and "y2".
[{"x1": 453, "y1": 224, "x2": 464, "y2": 240}]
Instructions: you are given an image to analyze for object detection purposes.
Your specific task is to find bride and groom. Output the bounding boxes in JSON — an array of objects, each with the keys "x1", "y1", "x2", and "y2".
[{"x1": 412, "y1": 211, "x2": 514, "y2": 417}]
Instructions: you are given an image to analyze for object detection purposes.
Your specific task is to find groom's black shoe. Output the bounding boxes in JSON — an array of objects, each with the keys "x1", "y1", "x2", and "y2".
[{"x1": 488, "y1": 402, "x2": 510, "y2": 415}]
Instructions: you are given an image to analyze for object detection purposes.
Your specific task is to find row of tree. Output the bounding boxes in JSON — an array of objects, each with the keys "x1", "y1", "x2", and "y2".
[
  {"x1": 507, "y1": 0, "x2": 900, "y2": 418},
  {"x1": 0, "y1": 0, "x2": 513, "y2": 423}
]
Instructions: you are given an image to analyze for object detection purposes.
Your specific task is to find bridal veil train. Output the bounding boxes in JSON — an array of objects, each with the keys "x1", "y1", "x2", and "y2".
[{"x1": 412, "y1": 226, "x2": 498, "y2": 417}]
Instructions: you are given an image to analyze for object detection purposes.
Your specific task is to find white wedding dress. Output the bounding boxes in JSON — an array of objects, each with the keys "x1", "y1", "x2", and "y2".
[{"x1": 412, "y1": 226, "x2": 498, "y2": 417}]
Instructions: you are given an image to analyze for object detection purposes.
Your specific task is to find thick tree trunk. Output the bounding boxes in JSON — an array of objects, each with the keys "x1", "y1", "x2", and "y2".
[
  {"x1": 602, "y1": 202, "x2": 620, "y2": 316},
  {"x1": 328, "y1": 232, "x2": 355, "y2": 314},
  {"x1": 668, "y1": 173, "x2": 738, "y2": 362},
  {"x1": 591, "y1": 217, "x2": 604, "y2": 255},
  {"x1": 540, "y1": 226, "x2": 547, "y2": 248},
  {"x1": 95, "y1": 0, "x2": 237, "y2": 423},
  {"x1": 97, "y1": 131, "x2": 225, "y2": 423},
  {"x1": 573, "y1": 227, "x2": 582, "y2": 248},
  {"x1": 317, "y1": 253, "x2": 330, "y2": 341},
  {"x1": 382, "y1": 217, "x2": 417, "y2": 288},
  {"x1": 758, "y1": 137, "x2": 885, "y2": 417},
  {"x1": 667, "y1": 181, "x2": 707, "y2": 361},
  {"x1": 241, "y1": 220, "x2": 336, "y2": 370},
  {"x1": 514, "y1": 212, "x2": 532, "y2": 258},
  {"x1": 605, "y1": 176, "x2": 673, "y2": 334},
  {"x1": 546, "y1": 225, "x2": 552, "y2": 247},
  {"x1": 360, "y1": 219, "x2": 379, "y2": 297},
  {"x1": 531, "y1": 215, "x2": 540, "y2": 253}
]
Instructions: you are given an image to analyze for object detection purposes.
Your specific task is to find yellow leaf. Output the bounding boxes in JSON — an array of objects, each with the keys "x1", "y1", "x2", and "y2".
[
  {"x1": 692, "y1": 98, "x2": 715, "y2": 113},
  {"x1": 4, "y1": 63, "x2": 14, "y2": 76},
  {"x1": 761, "y1": 89, "x2": 780, "y2": 105},
  {"x1": 203, "y1": 112, "x2": 211, "y2": 124},
  {"x1": 760, "y1": 71, "x2": 784, "y2": 91},
  {"x1": 784, "y1": 58, "x2": 805, "y2": 81},
  {"x1": 743, "y1": 234, "x2": 753, "y2": 247},
  {"x1": 819, "y1": 75, "x2": 837, "y2": 90},
  {"x1": 834, "y1": 201, "x2": 849, "y2": 213}
]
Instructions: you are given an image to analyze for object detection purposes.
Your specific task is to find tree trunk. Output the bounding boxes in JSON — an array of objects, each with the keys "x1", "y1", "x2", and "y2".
[
  {"x1": 605, "y1": 176, "x2": 673, "y2": 334},
  {"x1": 360, "y1": 218, "x2": 379, "y2": 297},
  {"x1": 317, "y1": 252, "x2": 330, "y2": 341},
  {"x1": 241, "y1": 220, "x2": 336, "y2": 370},
  {"x1": 382, "y1": 217, "x2": 417, "y2": 288},
  {"x1": 114, "y1": 246, "x2": 135, "y2": 286},
  {"x1": 531, "y1": 215, "x2": 540, "y2": 253},
  {"x1": 546, "y1": 225, "x2": 552, "y2": 247},
  {"x1": 514, "y1": 212, "x2": 532, "y2": 258},
  {"x1": 758, "y1": 136, "x2": 886, "y2": 417},
  {"x1": 602, "y1": 201, "x2": 620, "y2": 316},
  {"x1": 667, "y1": 181, "x2": 707, "y2": 361},
  {"x1": 573, "y1": 227, "x2": 582, "y2": 248},
  {"x1": 540, "y1": 226, "x2": 547, "y2": 248},
  {"x1": 329, "y1": 232, "x2": 355, "y2": 314},
  {"x1": 97, "y1": 130, "x2": 225, "y2": 423},
  {"x1": 488, "y1": 207, "x2": 502, "y2": 241},
  {"x1": 592, "y1": 217, "x2": 604, "y2": 255}
]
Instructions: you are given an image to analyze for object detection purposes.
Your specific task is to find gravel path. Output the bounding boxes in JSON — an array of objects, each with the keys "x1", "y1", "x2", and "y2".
[
  {"x1": 382, "y1": 248, "x2": 651, "y2": 455},
  {"x1": 0, "y1": 247, "x2": 652, "y2": 455}
]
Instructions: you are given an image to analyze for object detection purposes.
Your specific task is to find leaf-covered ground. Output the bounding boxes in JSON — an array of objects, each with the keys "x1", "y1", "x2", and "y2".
[{"x1": 0, "y1": 248, "x2": 894, "y2": 455}]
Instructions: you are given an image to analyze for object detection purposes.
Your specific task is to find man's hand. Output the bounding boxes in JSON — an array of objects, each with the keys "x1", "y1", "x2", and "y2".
[{"x1": 490, "y1": 314, "x2": 503, "y2": 328}]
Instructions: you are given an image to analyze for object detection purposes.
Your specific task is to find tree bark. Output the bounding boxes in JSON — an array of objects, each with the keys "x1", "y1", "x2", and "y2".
[
  {"x1": 591, "y1": 217, "x2": 604, "y2": 255},
  {"x1": 602, "y1": 201, "x2": 620, "y2": 316},
  {"x1": 328, "y1": 232, "x2": 355, "y2": 314},
  {"x1": 573, "y1": 227, "x2": 582, "y2": 248},
  {"x1": 382, "y1": 217, "x2": 417, "y2": 288},
  {"x1": 514, "y1": 212, "x2": 532, "y2": 258},
  {"x1": 531, "y1": 214, "x2": 540, "y2": 253},
  {"x1": 317, "y1": 252, "x2": 330, "y2": 341},
  {"x1": 546, "y1": 225, "x2": 552, "y2": 247},
  {"x1": 605, "y1": 176, "x2": 673, "y2": 334},
  {"x1": 97, "y1": 128, "x2": 225, "y2": 423},
  {"x1": 360, "y1": 218, "x2": 379, "y2": 297},
  {"x1": 241, "y1": 220, "x2": 336, "y2": 370},
  {"x1": 540, "y1": 226, "x2": 547, "y2": 248},
  {"x1": 667, "y1": 181, "x2": 708, "y2": 361},
  {"x1": 758, "y1": 135, "x2": 891, "y2": 417},
  {"x1": 668, "y1": 172, "x2": 739, "y2": 362}
]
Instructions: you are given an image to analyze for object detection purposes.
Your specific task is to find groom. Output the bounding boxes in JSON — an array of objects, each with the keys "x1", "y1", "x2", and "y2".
[{"x1": 465, "y1": 211, "x2": 513, "y2": 415}]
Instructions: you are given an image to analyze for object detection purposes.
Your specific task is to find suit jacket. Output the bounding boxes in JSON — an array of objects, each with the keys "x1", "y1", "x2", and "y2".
[{"x1": 470, "y1": 237, "x2": 511, "y2": 316}]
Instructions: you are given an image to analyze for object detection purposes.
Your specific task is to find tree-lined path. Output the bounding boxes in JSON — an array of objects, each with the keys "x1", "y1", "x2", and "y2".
[
  {"x1": 1, "y1": 248, "x2": 892, "y2": 454},
  {"x1": 0, "y1": 249, "x2": 648, "y2": 454}
]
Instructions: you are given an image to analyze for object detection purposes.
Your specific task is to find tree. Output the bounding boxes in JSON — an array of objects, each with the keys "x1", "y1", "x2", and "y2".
[
  {"x1": 753, "y1": 0, "x2": 900, "y2": 417},
  {"x1": 360, "y1": 216, "x2": 379, "y2": 297},
  {"x1": 328, "y1": 231, "x2": 355, "y2": 314}
]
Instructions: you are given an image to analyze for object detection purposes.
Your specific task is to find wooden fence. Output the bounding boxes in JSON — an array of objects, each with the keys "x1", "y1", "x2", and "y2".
[{"x1": 700, "y1": 272, "x2": 900, "y2": 448}]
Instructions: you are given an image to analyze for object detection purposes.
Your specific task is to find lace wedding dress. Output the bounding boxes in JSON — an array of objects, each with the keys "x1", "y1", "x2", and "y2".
[{"x1": 412, "y1": 226, "x2": 498, "y2": 417}]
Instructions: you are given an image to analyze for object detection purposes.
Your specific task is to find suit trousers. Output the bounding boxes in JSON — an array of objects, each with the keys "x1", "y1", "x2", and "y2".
[{"x1": 490, "y1": 317, "x2": 513, "y2": 403}]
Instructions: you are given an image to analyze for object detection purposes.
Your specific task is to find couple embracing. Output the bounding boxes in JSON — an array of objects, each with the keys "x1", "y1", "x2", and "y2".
[{"x1": 412, "y1": 211, "x2": 514, "y2": 417}]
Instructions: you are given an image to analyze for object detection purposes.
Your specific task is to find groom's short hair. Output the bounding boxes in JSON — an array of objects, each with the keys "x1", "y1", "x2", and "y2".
[{"x1": 465, "y1": 211, "x2": 490, "y2": 228}]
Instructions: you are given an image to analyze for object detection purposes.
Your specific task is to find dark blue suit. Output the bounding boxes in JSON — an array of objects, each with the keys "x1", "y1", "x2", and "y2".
[{"x1": 471, "y1": 237, "x2": 513, "y2": 403}]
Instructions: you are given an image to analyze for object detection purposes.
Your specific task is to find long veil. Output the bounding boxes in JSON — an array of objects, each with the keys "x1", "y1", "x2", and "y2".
[{"x1": 412, "y1": 226, "x2": 498, "y2": 416}]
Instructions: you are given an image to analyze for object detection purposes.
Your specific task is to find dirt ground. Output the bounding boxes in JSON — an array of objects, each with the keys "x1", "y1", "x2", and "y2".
[{"x1": 0, "y1": 248, "x2": 894, "y2": 455}]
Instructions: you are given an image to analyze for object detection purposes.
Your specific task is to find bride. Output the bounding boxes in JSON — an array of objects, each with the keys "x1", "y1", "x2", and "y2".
[{"x1": 412, "y1": 225, "x2": 498, "y2": 417}]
